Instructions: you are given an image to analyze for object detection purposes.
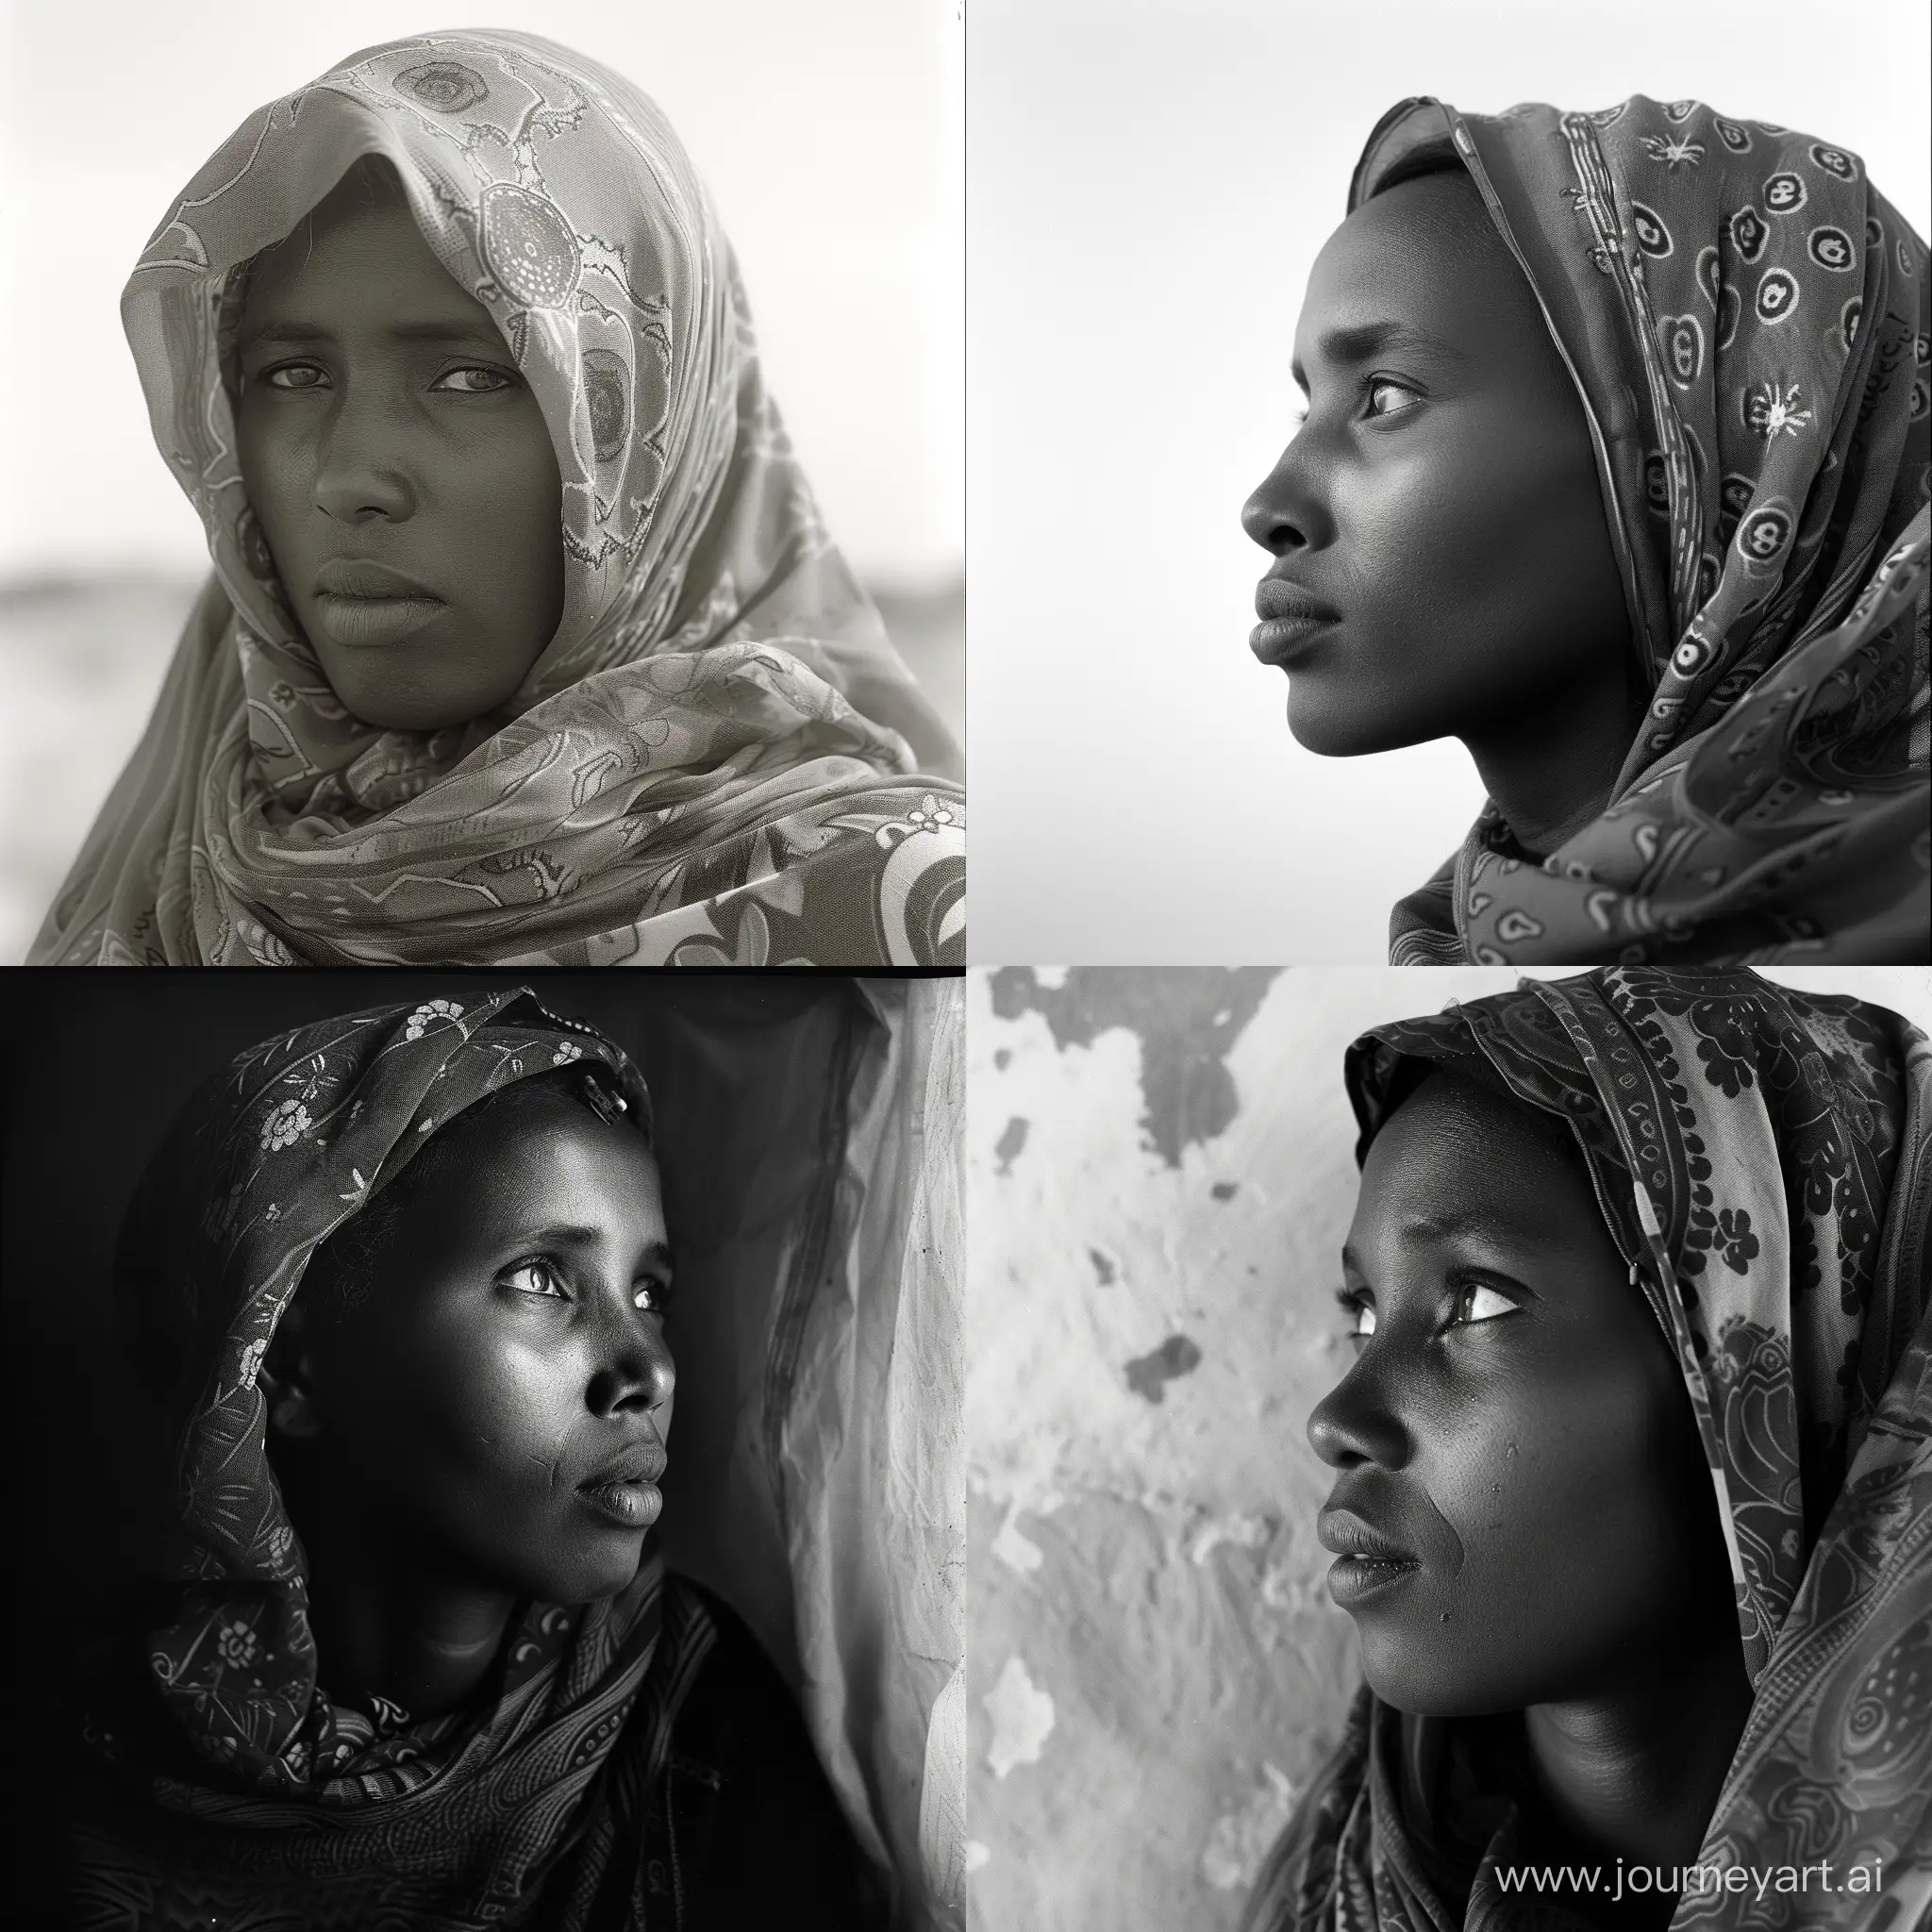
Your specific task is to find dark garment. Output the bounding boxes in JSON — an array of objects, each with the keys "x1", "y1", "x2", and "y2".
[
  {"x1": 58, "y1": 1580, "x2": 888, "y2": 1932},
  {"x1": 638, "y1": 1588, "x2": 891, "y2": 1932}
]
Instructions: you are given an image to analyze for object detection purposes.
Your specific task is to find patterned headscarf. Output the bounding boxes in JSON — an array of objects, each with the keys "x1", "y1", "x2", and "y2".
[
  {"x1": 1367, "y1": 97, "x2": 1929, "y2": 967},
  {"x1": 73, "y1": 990, "x2": 717, "y2": 1930},
  {"x1": 1244, "y1": 969, "x2": 1932, "y2": 1931},
  {"x1": 29, "y1": 31, "x2": 963, "y2": 968}
]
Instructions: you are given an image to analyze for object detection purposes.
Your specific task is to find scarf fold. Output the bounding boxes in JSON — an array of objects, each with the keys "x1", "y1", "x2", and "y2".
[
  {"x1": 1361, "y1": 97, "x2": 1929, "y2": 966},
  {"x1": 74, "y1": 989, "x2": 714, "y2": 1930},
  {"x1": 29, "y1": 30, "x2": 962, "y2": 967},
  {"x1": 1245, "y1": 968, "x2": 1932, "y2": 1931}
]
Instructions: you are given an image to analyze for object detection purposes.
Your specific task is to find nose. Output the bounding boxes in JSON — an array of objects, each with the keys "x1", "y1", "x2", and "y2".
[
  {"x1": 586, "y1": 1304, "x2": 675, "y2": 1418},
  {"x1": 1307, "y1": 1355, "x2": 1408, "y2": 1472},
  {"x1": 310, "y1": 387, "x2": 417, "y2": 525},
  {"x1": 1241, "y1": 436, "x2": 1325, "y2": 557}
]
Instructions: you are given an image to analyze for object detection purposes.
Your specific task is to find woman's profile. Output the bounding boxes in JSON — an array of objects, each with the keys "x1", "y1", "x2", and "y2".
[
  {"x1": 56, "y1": 987, "x2": 908, "y2": 1928},
  {"x1": 1241, "y1": 969, "x2": 1932, "y2": 1930},
  {"x1": 1243, "y1": 96, "x2": 1929, "y2": 967},
  {"x1": 29, "y1": 30, "x2": 963, "y2": 968}
]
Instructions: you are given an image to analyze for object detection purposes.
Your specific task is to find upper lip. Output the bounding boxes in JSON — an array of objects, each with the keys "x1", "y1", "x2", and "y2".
[
  {"x1": 1254, "y1": 576, "x2": 1341, "y2": 625},
  {"x1": 315, "y1": 558, "x2": 442, "y2": 600},
  {"x1": 1316, "y1": 1507, "x2": 1419, "y2": 1565},
  {"x1": 579, "y1": 1438, "x2": 668, "y2": 1489}
]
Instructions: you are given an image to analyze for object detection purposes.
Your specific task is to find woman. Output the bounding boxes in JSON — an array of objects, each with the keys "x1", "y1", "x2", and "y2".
[
  {"x1": 1243, "y1": 96, "x2": 1929, "y2": 967},
  {"x1": 1242, "y1": 969, "x2": 1932, "y2": 1929},
  {"x1": 64, "y1": 989, "x2": 889, "y2": 1927},
  {"x1": 29, "y1": 30, "x2": 963, "y2": 967}
]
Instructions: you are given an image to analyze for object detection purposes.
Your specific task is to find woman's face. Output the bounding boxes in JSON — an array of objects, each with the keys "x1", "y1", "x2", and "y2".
[
  {"x1": 236, "y1": 161, "x2": 565, "y2": 732},
  {"x1": 1241, "y1": 174, "x2": 1631, "y2": 758},
  {"x1": 288, "y1": 1090, "x2": 675, "y2": 1606},
  {"x1": 1307, "y1": 1070, "x2": 1736, "y2": 1717}
]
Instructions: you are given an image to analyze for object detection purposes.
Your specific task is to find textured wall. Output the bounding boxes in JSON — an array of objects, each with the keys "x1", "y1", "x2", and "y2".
[{"x1": 964, "y1": 966, "x2": 1932, "y2": 1932}]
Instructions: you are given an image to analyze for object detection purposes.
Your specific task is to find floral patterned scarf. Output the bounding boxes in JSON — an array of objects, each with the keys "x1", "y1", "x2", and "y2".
[
  {"x1": 71, "y1": 989, "x2": 718, "y2": 1930},
  {"x1": 29, "y1": 31, "x2": 963, "y2": 968},
  {"x1": 1365, "y1": 97, "x2": 1930, "y2": 967},
  {"x1": 1244, "y1": 968, "x2": 1932, "y2": 1931}
]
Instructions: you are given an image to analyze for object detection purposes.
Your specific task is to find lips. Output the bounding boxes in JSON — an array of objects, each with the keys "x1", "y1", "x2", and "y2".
[
  {"x1": 1316, "y1": 1507, "x2": 1417, "y2": 1566},
  {"x1": 1251, "y1": 575, "x2": 1341, "y2": 667},
  {"x1": 1318, "y1": 1505, "x2": 1423, "y2": 1608},
  {"x1": 315, "y1": 558, "x2": 441, "y2": 600},
  {"x1": 581, "y1": 1441, "x2": 668, "y2": 1490},
  {"x1": 576, "y1": 1440, "x2": 668, "y2": 1534},
  {"x1": 1255, "y1": 577, "x2": 1340, "y2": 626}
]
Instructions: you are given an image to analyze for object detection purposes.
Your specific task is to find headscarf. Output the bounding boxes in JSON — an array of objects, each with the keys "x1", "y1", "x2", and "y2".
[
  {"x1": 1361, "y1": 97, "x2": 1930, "y2": 967},
  {"x1": 71, "y1": 989, "x2": 718, "y2": 1930},
  {"x1": 1243, "y1": 968, "x2": 1932, "y2": 1931},
  {"x1": 28, "y1": 31, "x2": 964, "y2": 968}
]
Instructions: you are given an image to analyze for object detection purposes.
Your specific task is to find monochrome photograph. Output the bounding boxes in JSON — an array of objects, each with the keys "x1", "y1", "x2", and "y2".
[
  {"x1": 2, "y1": 971, "x2": 963, "y2": 1928},
  {"x1": 0, "y1": 4, "x2": 963, "y2": 967},
  {"x1": 968, "y1": 964, "x2": 1932, "y2": 1930},
  {"x1": 968, "y1": 0, "x2": 1928, "y2": 964}
]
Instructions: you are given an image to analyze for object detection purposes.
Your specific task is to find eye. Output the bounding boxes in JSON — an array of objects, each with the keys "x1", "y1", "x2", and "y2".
[
  {"x1": 1335, "y1": 1287, "x2": 1376, "y2": 1341},
  {"x1": 506, "y1": 1258, "x2": 568, "y2": 1300},
  {"x1": 432, "y1": 365, "x2": 515, "y2": 393},
  {"x1": 262, "y1": 362, "x2": 330, "y2": 391},
  {"x1": 1364, "y1": 377, "x2": 1422, "y2": 419},
  {"x1": 632, "y1": 1278, "x2": 673, "y2": 1315},
  {"x1": 1452, "y1": 1281, "x2": 1518, "y2": 1326}
]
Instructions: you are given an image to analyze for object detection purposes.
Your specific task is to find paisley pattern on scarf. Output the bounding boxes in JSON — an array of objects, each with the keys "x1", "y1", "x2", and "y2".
[
  {"x1": 1360, "y1": 97, "x2": 1930, "y2": 966},
  {"x1": 1244, "y1": 969, "x2": 1932, "y2": 1931},
  {"x1": 70, "y1": 990, "x2": 719, "y2": 1929},
  {"x1": 28, "y1": 31, "x2": 963, "y2": 968}
]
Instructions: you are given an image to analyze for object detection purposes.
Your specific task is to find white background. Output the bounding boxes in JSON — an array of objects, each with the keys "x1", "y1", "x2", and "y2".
[
  {"x1": 966, "y1": 0, "x2": 1932, "y2": 963},
  {"x1": 0, "y1": 0, "x2": 963, "y2": 586}
]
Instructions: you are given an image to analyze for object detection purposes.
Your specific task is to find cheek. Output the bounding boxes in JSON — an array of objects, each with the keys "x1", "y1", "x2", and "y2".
[
  {"x1": 1357, "y1": 1351, "x2": 1704, "y2": 1712},
  {"x1": 1345, "y1": 412, "x2": 1607, "y2": 641},
  {"x1": 353, "y1": 1324, "x2": 580, "y2": 1519},
  {"x1": 441, "y1": 404, "x2": 564, "y2": 616}
]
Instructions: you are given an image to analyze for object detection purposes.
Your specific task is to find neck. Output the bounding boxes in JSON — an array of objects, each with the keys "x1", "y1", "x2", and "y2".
[
  {"x1": 286, "y1": 1474, "x2": 515, "y2": 1719},
  {"x1": 1521, "y1": 1630, "x2": 1753, "y2": 1886},
  {"x1": 1458, "y1": 657, "x2": 1646, "y2": 859}
]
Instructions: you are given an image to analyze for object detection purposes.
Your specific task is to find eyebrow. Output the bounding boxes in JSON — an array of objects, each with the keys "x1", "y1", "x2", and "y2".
[
  {"x1": 1291, "y1": 319, "x2": 1468, "y2": 394},
  {"x1": 1341, "y1": 1209, "x2": 1529, "y2": 1271},
  {"x1": 526, "y1": 1224, "x2": 675, "y2": 1277},
  {"x1": 240, "y1": 320, "x2": 506, "y2": 352}
]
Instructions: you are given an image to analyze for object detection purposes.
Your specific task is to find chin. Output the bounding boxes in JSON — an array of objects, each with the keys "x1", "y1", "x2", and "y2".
[
  {"x1": 1284, "y1": 679, "x2": 1431, "y2": 759},
  {"x1": 312, "y1": 651, "x2": 522, "y2": 734}
]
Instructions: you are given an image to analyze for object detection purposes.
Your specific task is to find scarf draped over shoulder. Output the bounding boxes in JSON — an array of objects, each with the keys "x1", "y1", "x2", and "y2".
[
  {"x1": 30, "y1": 31, "x2": 963, "y2": 967},
  {"x1": 1244, "y1": 968, "x2": 1932, "y2": 1930},
  {"x1": 74, "y1": 989, "x2": 718, "y2": 1929},
  {"x1": 1366, "y1": 97, "x2": 1930, "y2": 966}
]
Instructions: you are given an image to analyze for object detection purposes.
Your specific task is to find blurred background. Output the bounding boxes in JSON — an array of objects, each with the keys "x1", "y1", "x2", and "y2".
[
  {"x1": 966, "y1": 964, "x2": 1932, "y2": 1931},
  {"x1": 0, "y1": 0, "x2": 962, "y2": 962},
  {"x1": 967, "y1": 0, "x2": 1932, "y2": 962}
]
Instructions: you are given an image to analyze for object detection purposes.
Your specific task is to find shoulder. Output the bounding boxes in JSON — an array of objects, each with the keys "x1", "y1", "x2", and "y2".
[{"x1": 661, "y1": 1578, "x2": 891, "y2": 1932}]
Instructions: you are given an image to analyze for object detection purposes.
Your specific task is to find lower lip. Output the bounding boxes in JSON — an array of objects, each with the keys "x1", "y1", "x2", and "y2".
[
  {"x1": 577, "y1": 1479, "x2": 663, "y2": 1530},
  {"x1": 314, "y1": 593, "x2": 444, "y2": 647},
  {"x1": 1327, "y1": 1555, "x2": 1421, "y2": 1606},
  {"x1": 1250, "y1": 614, "x2": 1337, "y2": 667}
]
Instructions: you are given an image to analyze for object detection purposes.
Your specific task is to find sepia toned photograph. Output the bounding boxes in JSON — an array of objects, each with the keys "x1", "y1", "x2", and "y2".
[{"x1": 0, "y1": 4, "x2": 963, "y2": 967}]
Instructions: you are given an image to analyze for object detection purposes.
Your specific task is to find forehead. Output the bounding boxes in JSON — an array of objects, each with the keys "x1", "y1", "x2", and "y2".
[
  {"x1": 403, "y1": 1091, "x2": 664, "y2": 1229},
  {"x1": 1347, "y1": 1072, "x2": 1600, "y2": 1253},
  {"x1": 1296, "y1": 174, "x2": 1530, "y2": 370},
  {"x1": 241, "y1": 172, "x2": 487, "y2": 330}
]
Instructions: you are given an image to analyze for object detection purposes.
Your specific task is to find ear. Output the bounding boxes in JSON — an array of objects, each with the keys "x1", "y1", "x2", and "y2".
[{"x1": 259, "y1": 1303, "x2": 324, "y2": 1442}]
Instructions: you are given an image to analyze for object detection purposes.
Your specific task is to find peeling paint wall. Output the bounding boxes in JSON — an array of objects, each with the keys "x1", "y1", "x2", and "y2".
[{"x1": 964, "y1": 966, "x2": 1932, "y2": 1932}]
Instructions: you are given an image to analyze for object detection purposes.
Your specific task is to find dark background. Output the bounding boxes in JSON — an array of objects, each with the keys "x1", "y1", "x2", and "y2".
[{"x1": 0, "y1": 967, "x2": 922, "y2": 1920}]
